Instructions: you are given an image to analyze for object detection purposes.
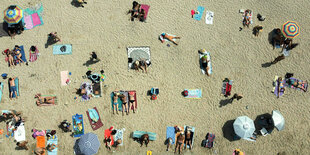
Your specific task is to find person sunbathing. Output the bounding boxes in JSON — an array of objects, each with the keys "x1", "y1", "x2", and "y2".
[
  {"x1": 35, "y1": 94, "x2": 56, "y2": 106},
  {"x1": 201, "y1": 55, "x2": 210, "y2": 76},
  {"x1": 13, "y1": 45, "x2": 24, "y2": 65},
  {"x1": 9, "y1": 77, "x2": 18, "y2": 99},
  {"x1": 46, "y1": 143, "x2": 58, "y2": 152},
  {"x1": 128, "y1": 1, "x2": 141, "y2": 21},
  {"x1": 119, "y1": 94, "x2": 128, "y2": 116},
  {"x1": 140, "y1": 134, "x2": 149, "y2": 147},
  {"x1": 7, "y1": 50, "x2": 15, "y2": 68},
  {"x1": 243, "y1": 9, "x2": 251, "y2": 28},
  {"x1": 113, "y1": 92, "x2": 119, "y2": 114},
  {"x1": 277, "y1": 77, "x2": 285, "y2": 98},
  {"x1": 184, "y1": 130, "x2": 192, "y2": 150},
  {"x1": 128, "y1": 91, "x2": 136, "y2": 113},
  {"x1": 161, "y1": 33, "x2": 181, "y2": 45},
  {"x1": 174, "y1": 133, "x2": 185, "y2": 154},
  {"x1": 293, "y1": 80, "x2": 307, "y2": 92},
  {"x1": 134, "y1": 59, "x2": 148, "y2": 73}
]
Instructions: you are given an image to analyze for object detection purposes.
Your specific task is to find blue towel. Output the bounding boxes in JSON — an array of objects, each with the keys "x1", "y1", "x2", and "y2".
[
  {"x1": 166, "y1": 127, "x2": 175, "y2": 144},
  {"x1": 53, "y1": 44, "x2": 72, "y2": 55},
  {"x1": 47, "y1": 136, "x2": 58, "y2": 155},
  {"x1": 88, "y1": 109, "x2": 99, "y2": 121},
  {"x1": 194, "y1": 6, "x2": 205, "y2": 21},
  {"x1": 14, "y1": 46, "x2": 27, "y2": 64},
  {"x1": 9, "y1": 78, "x2": 19, "y2": 98},
  {"x1": 0, "y1": 82, "x2": 3, "y2": 102},
  {"x1": 133, "y1": 131, "x2": 157, "y2": 141}
]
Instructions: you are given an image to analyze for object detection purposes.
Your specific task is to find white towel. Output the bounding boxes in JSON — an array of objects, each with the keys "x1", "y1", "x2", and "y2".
[
  {"x1": 14, "y1": 124, "x2": 26, "y2": 142},
  {"x1": 205, "y1": 11, "x2": 214, "y2": 25}
]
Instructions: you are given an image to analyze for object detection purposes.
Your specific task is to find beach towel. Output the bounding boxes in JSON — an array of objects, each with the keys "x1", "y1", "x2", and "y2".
[
  {"x1": 37, "y1": 95, "x2": 57, "y2": 106},
  {"x1": 285, "y1": 77, "x2": 308, "y2": 92},
  {"x1": 114, "y1": 129, "x2": 125, "y2": 146},
  {"x1": 274, "y1": 76, "x2": 285, "y2": 97},
  {"x1": 159, "y1": 33, "x2": 176, "y2": 43},
  {"x1": 72, "y1": 114, "x2": 84, "y2": 137},
  {"x1": 184, "y1": 89, "x2": 202, "y2": 99},
  {"x1": 60, "y1": 71, "x2": 69, "y2": 86},
  {"x1": 221, "y1": 79, "x2": 233, "y2": 96},
  {"x1": 205, "y1": 11, "x2": 214, "y2": 24},
  {"x1": 205, "y1": 133, "x2": 215, "y2": 148},
  {"x1": 29, "y1": 47, "x2": 39, "y2": 62},
  {"x1": 36, "y1": 136, "x2": 46, "y2": 155},
  {"x1": 199, "y1": 52, "x2": 212, "y2": 75},
  {"x1": 104, "y1": 128, "x2": 114, "y2": 146},
  {"x1": 86, "y1": 107, "x2": 103, "y2": 131},
  {"x1": 184, "y1": 126, "x2": 195, "y2": 149},
  {"x1": 8, "y1": 78, "x2": 19, "y2": 98},
  {"x1": 13, "y1": 46, "x2": 27, "y2": 65},
  {"x1": 0, "y1": 82, "x2": 3, "y2": 103},
  {"x1": 47, "y1": 135, "x2": 58, "y2": 155},
  {"x1": 14, "y1": 123, "x2": 26, "y2": 142},
  {"x1": 24, "y1": 3, "x2": 44, "y2": 30},
  {"x1": 166, "y1": 127, "x2": 176, "y2": 144},
  {"x1": 140, "y1": 4, "x2": 150, "y2": 20},
  {"x1": 133, "y1": 131, "x2": 157, "y2": 141},
  {"x1": 92, "y1": 80, "x2": 102, "y2": 98},
  {"x1": 53, "y1": 44, "x2": 72, "y2": 55},
  {"x1": 194, "y1": 6, "x2": 205, "y2": 21},
  {"x1": 127, "y1": 46, "x2": 151, "y2": 69}
]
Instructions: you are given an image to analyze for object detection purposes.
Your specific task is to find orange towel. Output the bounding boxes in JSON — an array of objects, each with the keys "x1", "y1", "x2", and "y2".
[
  {"x1": 36, "y1": 136, "x2": 46, "y2": 155},
  {"x1": 104, "y1": 129, "x2": 114, "y2": 146}
]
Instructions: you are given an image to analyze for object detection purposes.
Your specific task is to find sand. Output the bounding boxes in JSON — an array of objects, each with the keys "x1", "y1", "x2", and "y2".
[{"x1": 0, "y1": 0, "x2": 310, "y2": 154}]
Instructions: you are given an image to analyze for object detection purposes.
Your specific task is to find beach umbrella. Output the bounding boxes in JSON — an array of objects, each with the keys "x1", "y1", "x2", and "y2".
[
  {"x1": 3, "y1": 5, "x2": 23, "y2": 24},
  {"x1": 282, "y1": 21, "x2": 300, "y2": 39},
  {"x1": 233, "y1": 116, "x2": 255, "y2": 138},
  {"x1": 272, "y1": 110, "x2": 285, "y2": 131},
  {"x1": 76, "y1": 133, "x2": 100, "y2": 155}
]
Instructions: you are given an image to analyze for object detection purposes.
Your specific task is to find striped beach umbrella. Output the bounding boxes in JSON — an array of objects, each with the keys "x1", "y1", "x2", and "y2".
[
  {"x1": 282, "y1": 21, "x2": 300, "y2": 39},
  {"x1": 4, "y1": 5, "x2": 23, "y2": 24}
]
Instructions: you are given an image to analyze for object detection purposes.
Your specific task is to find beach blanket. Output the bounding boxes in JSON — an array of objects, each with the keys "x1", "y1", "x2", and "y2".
[
  {"x1": 37, "y1": 95, "x2": 57, "y2": 106},
  {"x1": 184, "y1": 89, "x2": 202, "y2": 99},
  {"x1": 13, "y1": 46, "x2": 27, "y2": 65},
  {"x1": 133, "y1": 131, "x2": 157, "y2": 141},
  {"x1": 194, "y1": 6, "x2": 205, "y2": 21},
  {"x1": 72, "y1": 114, "x2": 84, "y2": 137},
  {"x1": 159, "y1": 33, "x2": 176, "y2": 43},
  {"x1": 0, "y1": 82, "x2": 3, "y2": 103},
  {"x1": 60, "y1": 71, "x2": 69, "y2": 86},
  {"x1": 205, "y1": 11, "x2": 214, "y2": 24},
  {"x1": 8, "y1": 78, "x2": 19, "y2": 98},
  {"x1": 114, "y1": 129, "x2": 124, "y2": 146},
  {"x1": 14, "y1": 123, "x2": 26, "y2": 142},
  {"x1": 36, "y1": 136, "x2": 46, "y2": 155},
  {"x1": 29, "y1": 47, "x2": 39, "y2": 62},
  {"x1": 285, "y1": 77, "x2": 308, "y2": 92},
  {"x1": 199, "y1": 52, "x2": 212, "y2": 75},
  {"x1": 47, "y1": 135, "x2": 58, "y2": 155},
  {"x1": 86, "y1": 107, "x2": 103, "y2": 131},
  {"x1": 24, "y1": 3, "x2": 44, "y2": 30},
  {"x1": 104, "y1": 128, "x2": 114, "y2": 146},
  {"x1": 127, "y1": 46, "x2": 151, "y2": 69},
  {"x1": 53, "y1": 44, "x2": 72, "y2": 55},
  {"x1": 140, "y1": 4, "x2": 150, "y2": 20},
  {"x1": 184, "y1": 126, "x2": 195, "y2": 149},
  {"x1": 166, "y1": 127, "x2": 176, "y2": 144},
  {"x1": 273, "y1": 76, "x2": 284, "y2": 97}
]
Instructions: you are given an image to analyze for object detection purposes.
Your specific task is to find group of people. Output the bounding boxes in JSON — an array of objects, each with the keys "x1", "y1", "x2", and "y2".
[
  {"x1": 2, "y1": 45, "x2": 27, "y2": 68},
  {"x1": 112, "y1": 91, "x2": 136, "y2": 115},
  {"x1": 128, "y1": 1, "x2": 146, "y2": 22},
  {"x1": 276, "y1": 73, "x2": 307, "y2": 97},
  {"x1": 31, "y1": 129, "x2": 58, "y2": 155},
  {"x1": 166, "y1": 126, "x2": 193, "y2": 154},
  {"x1": 133, "y1": 59, "x2": 149, "y2": 73},
  {"x1": 104, "y1": 127, "x2": 123, "y2": 151},
  {"x1": 7, "y1": 20, "x2": 25, "y2": 39}
]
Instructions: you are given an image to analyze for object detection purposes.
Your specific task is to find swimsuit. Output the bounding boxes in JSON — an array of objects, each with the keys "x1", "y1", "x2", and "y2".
[
  {"x1": 113, "y1": 101, "x2": 118, "y2": 105},
  {"x1": 129, "y1": 100, "x2": 135, "y2": 103},
  {"x1": 10, "y1": 86, "x2": 17, "y2": 92},
  {"x1": 122, "y1": 101, "x2": 127, "y2": 105}
]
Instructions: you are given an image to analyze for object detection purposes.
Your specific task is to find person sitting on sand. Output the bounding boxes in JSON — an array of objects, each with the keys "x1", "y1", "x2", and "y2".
[
  {"x1": 77, "y1": 0, "x2": 87, "y2": 8},
  {"x1": 128, "y1": 1, "x2": 141, "y2": 21},
  {"x1": 13, "y1": 45, "x2": 24, "y2": 65},
  {"x1": 46, "y1": 143, "x2": 58, "y2": 152},
  {"x1": 140, "y1": 134, "x2": 149, "y2": 147},
  {"x1": 174, "y1": 133, "x2": 185, "y2": 154},
  {"x1": 113, "y1": 92, "x2": 119, "y2": 114},
  {"x1": 35, "y1": 94, "x2": 56, "y2": 106},
  {"x1": 161, "y1": 33, "x2": 181, "y2": 45},
  {"x1": 201, "y1": 55, "x2": 210, "y2": 76},
  {"x1": 9, "y1": 77, "x2": 18, "y2": 99},
  {"x1": 128, "y1": 91, "x2": 136, "y2": 113},
  {"x1": 119, "y1": 94, "x2": 128, "y2": 116},
  {"x1": 49, "y1": 32, "x2": 62, "y2": 43},
  {"x1": 253, "y1": 25, "x2": 263, "y2": 37},
  {"x1": 243, "y1": 9, "x2": 251, "y2": 28},
  {"x1": 277, "y1": 77, "x2": 285, "y2": 98}
]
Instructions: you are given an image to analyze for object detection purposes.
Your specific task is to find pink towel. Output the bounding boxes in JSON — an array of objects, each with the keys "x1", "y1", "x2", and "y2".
[
  {"x1": 140, "y1": 4, "x2": 150, "y2": 20},
  {"x1": 61, "y1": 71, "x2": 69, "y2": 86},
  {"x1": 24, "y1": 15, "x2": 33, "y2": 30},
  {"x1": 32, "y1": 13, "x2": 42, "y2": 26},
  {"x1": 29, "y1": 47, "x2": 39, "y2": 62}
]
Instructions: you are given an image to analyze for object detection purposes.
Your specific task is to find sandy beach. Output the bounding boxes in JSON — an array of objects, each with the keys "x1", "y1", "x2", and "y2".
[{"x1": 0, "y1": 0, "x2": 310, "y2": 154}]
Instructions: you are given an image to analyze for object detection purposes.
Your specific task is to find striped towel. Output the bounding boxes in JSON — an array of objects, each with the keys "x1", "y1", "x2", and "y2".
[{"x1": 29, "y1": 50, "x2": 39, "y2": 62}]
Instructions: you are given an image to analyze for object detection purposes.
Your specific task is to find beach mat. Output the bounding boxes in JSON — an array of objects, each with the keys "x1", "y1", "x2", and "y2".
[
  {"x1": 166, "y1": 127, "x2": 175, "y2": 144},
  {"x1": 205, "y1": 11, "x2": 214, "y2": 24},
  {"x1": 127, "y1": 47, "x2": 151, "y2": 69},
  {"x1": 199, "y1": 52, "x2": 212, "y2": 75},
  {"x1": 184, "y1": 89, "x2": 202, "y2": 99},
  {"x1": 47, "y1": 135, "x2": 58, "y2": 155},
  {"x1": 104, "y1": 128, "x2": 114, "y2": 146},
  {"x1": 0, "y1": 82, "x2": 3, "y2": 102},
  {"x1": 133, "y1": 131, "x2": 156, "y2": 141},
  {"x1": 53, "y1": 45, "x2": 72, "y2": 55},
  {"x1": 86, "y1": 107, "x2": 103, "y2": 131},
  {"x1": 114, "y1": 129, "x2": 124, "y2": 146},
  {"x1": 140, "y1": 4, "x2": 150, "y2": 20},
  {"x1": 8, "y1": 78, "x2": 19, "y2": 98},
  {"x1": 60, "y1": 71, "x2": 69, "y2": 86},
  {"x1": 285, "y1": 77, "x2": 308, "y2": 92},
  {"x1": 194, "y1": 6, "x2": 205, "y2": 21},
  {"x1": 184, "y1": 126, "x2": 195, "y2": 149},
  {"x1": 14, "y1": 124, "x2": 26, "y2": 142},
  {"x1": 37, "y1": 95, "x2": 57, "y2": 106},
  {"x1": 72, "y1": 114, "x2": 84, "y2": 137}
]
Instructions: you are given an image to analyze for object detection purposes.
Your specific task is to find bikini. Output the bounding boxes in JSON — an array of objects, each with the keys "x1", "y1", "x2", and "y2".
[{"x1": 129, "y1": 99, "x2": 135, "y2": 103}]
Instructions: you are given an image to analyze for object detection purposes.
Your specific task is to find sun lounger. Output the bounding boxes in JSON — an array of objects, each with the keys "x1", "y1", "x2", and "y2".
[
  {"x1": 133, "y1": 131, "x2": 156, "y2": 141},
  {"x1": 36, "y1": 136, "x2": 46, "y2": 155},
  {"x1": 127, "y1": 46, "x2": 151, "y2": 69},
  {"x1": 285, "y1": 77, "x2": 308, "y2": 92},
  {"x1": 0, "y1": 82, "x2": 3, "y2": 103},
  {"x1": 37, "y1": 95, "x2": 57, "y2": 106},
  {"x1": 47, "y1": 135, "x2": 58, "y2": 155},
  {"x1": 184, "y1": 126, "x2": 195, "y2": 148},
  {"x1": 53, "y1": 44, "x2": 72, "y2": 55},
  {"x1": 14, "y1": 123, "x2": 26, "y2": 142},
  {"x1": 72, "y1": 114, "x2": 84, "y2": 137},
  {"x1": 104, "y1": 128, "x2": 114, "y2": 146},
  {"x1": 114, "y1": 128, "x2": 125, "y2": 146},
  {"x1": 205, "y1": 11, "x2": 214, "y2": 24},
  {"x1": 8, "y1": 77, "x2": 19, "y2": 98},
  {"x1": 60, "y1": 71, "x2": 69, "y2": 86},
  {"x1": 140, "y1": 4, "x2": 150, "y2": 20},
  {"x1": 194, "y1": 6, "x2": 205, "y2": 21},
  {"x1": 199, "y1": 51, "x2": 212, "y2": 75},
  {"x1": 166, "y1": 127, "x2": 175, "y2": 144},
  {"x1": 184, "y1": 89, "x2": 202, "y2": 99},
  {"x1": 86, "y1": 107, "x2": 103, "y2": 131},
  {"x1": 221, "y1": 79, "x2": 233, "y2": 96}
]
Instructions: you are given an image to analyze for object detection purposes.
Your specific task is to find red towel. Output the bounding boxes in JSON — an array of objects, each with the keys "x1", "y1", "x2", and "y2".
[
  {"x1": 140, "y1": 4, "x2": 150, "y2": 20},
  {"x1": 225, "y1": 83, "x2": 232, "y2": 96},
  {"x1": 86, "y1": 107, "x2": 103, "y2": 131}
]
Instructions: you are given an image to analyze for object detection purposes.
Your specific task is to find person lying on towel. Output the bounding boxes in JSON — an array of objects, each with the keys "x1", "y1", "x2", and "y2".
[
  {"x1": 160, "y1": 33, "x2": 181, "y2": 45},
  {"x1": 35, "y1": 94, "x2": 56, "y2": 106},
  {"x1": 134, "y1": 59, "x2": 149, "y2": 73},
  {"x1": 9, "y1": 77, "x2": 18, "y2": 99},
  {"x1": 201, "y1": 55, "x2": 210, "y2": 76}
]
